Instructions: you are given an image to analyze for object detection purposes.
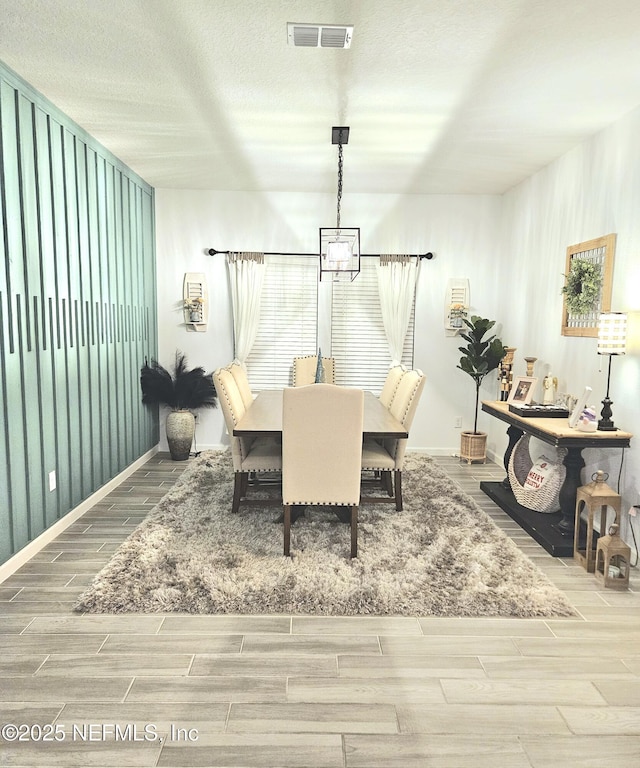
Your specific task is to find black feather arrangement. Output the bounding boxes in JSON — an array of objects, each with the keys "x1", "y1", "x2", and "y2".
[{"x1": 140, "y1": 351, "x2": 217, "y2": 411}]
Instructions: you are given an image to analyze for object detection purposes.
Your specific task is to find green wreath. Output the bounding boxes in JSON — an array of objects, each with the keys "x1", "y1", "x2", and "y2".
[{"x1": 562, "y1": 258, "x2": 602, "y2": 315}]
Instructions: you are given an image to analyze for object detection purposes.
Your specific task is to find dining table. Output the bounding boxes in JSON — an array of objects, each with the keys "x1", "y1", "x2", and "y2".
[{"x1": 233, "y1": 389, "x2": 408, "y2": 439}]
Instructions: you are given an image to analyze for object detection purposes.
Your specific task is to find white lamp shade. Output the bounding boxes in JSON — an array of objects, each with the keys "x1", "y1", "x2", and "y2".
[
  {"x1": 326, "y1": 240, "x2": 352, "y2": 265},
  {"x1": 319, "y1": 227, "x2": 360, "y2": 281},
  {"x1": 597, "y1": 312, "x2": 627, "y2": 355}
]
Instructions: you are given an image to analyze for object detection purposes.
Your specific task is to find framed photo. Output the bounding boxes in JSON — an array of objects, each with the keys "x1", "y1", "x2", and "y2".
[
  {"x1": 507, "y1": 376, "x2": 537, "y2": 405},
  {"x1": 568, "y1": 386, "x2": 593, "y2": 429}
]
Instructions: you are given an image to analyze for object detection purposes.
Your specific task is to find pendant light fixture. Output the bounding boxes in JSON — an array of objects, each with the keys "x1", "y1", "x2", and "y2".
[{"x1": 319, "y1": 126, "x2": 360, "y2": 281}]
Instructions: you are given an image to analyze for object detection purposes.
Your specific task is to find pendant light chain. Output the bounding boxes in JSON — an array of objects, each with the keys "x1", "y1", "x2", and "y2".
[{"x1": 336, "y1": 141, "x2": 343, "y2": 230}]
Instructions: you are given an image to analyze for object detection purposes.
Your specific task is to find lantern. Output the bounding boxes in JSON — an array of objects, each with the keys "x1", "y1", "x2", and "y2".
[
  {"x1": 574, "y1": 470, "x2": 621, "y2": 573},
  {"x1": 595, "y1": 523, "x2": 631, "y2": 590}
]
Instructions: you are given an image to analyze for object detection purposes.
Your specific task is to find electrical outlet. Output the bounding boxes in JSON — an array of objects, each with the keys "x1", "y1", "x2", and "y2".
[
  {"x1": 48, "y1": 470, "x2": 56, "y2": 492},
  {"x1": 454, "y1": 417, "x2": 462, "y2": 429}
]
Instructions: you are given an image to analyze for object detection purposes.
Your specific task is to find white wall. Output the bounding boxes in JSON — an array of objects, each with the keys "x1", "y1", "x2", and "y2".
[
  {"x1": 155, "y1": 190, "x2": 503, "y2": 454},
  {"x1": 496, "y1": 104, "x2": 640, "y2": 549}
]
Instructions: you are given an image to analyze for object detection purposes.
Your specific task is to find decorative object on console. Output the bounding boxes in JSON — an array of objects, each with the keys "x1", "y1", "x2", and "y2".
[
  {"x1": 574, "y1": 470, "x2": 621, "y2": 574},
  {"x1": 575, "y1": 405, "x2": 598, "y2": 432},
  {"x1": 508, "y1": 403, "x2": 569, "y2": 418},
  {"x1": 561, "y1": 234, "x2": 616, "y2": 338},
  {"x1": 568, "y1": 386, "x2": 593, "y2": 429},
  {"x1": 524, "y1": 356, "x2": 537, "y2": 378},
  {"x1": 597, "y1": 311, "x2": 627, "y2": 431},
  {"x1": 498, "y1": 347, "x2": 517, "y2": 401},
  {"x1": 507, "y1": 376, "x2": 537, "y2": 406},
  {"x1": 140, "y1": 351, "x2": 217, "y2": 461},
  {"x1": 457, "y1": 315, "x2": 507, "y2": 463},
  {"x1": 542, "y1": 372, "x2": 558, "y2": 405},
  {"x1": 595, "y1": 523, "x2": 631, "y2": 590},
  {"x1": 319, "y1": 126, "x2": 360, "y2": 282}
]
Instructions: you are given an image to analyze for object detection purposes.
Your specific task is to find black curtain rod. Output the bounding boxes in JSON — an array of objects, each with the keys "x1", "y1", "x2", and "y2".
[{"x1": 208, "y1": 248, "x2": 433, "y2": 260}]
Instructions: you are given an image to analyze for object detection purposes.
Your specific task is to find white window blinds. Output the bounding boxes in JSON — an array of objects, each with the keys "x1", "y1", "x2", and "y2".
[
  {"x1": 245, "y1": 255, "x2": 318, "y2": 389},
  {"x1": 331, "y1": 258, "x2": 415, "y2": 393},
  {"x1": 245, "y1": 255, "x2": 415, "y2": 393}
]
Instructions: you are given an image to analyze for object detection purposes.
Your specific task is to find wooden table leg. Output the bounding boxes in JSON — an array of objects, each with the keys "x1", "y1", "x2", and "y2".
[
  {"x1": 501, "y1": 425, "x2": 524, "y2": 489},
  {"x1": 556, "y1": 447, "x2": 585, "y2": 534}
]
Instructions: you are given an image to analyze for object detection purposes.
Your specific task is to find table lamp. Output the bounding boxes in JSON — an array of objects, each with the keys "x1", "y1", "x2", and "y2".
[{"x1": 597, "y1": 312, "x2": 627, "y2": 431}]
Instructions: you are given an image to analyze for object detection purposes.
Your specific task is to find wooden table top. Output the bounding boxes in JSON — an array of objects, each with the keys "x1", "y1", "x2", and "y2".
[
  {"x1": 482, "y1": 400, "x2": 632, "y2": 448},
  {"x1": 234, "y1": 389, "x2": 408, "y2": 439}
]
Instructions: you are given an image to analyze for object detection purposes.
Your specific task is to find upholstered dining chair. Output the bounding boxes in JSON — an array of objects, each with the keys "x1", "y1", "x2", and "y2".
[
  {"x1": 361, "y1": 369, "x2": 426, "y2": 511},
  {"x1": 213, "y1": 367, "x2": 281, "y2": 514},
  {"x1": 282, "y1": 383, "x2": 364, "y2": 558},
  {"x1": 379, "y1": 365, "x2": 406, "y2": 409},
  {"x1": 226, "y1": 361, "x2": 253, "y2": 410},
  {"x1": 292, "y1": 355, "x2": 336, "y2": 386}
]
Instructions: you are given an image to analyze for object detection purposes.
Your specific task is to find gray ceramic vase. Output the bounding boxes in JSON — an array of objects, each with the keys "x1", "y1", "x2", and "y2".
[{"x1": 166, "y1": 410, "x2": 195, "y2": 461}]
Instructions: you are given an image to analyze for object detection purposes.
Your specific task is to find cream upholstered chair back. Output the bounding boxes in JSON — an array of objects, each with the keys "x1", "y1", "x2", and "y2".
[
  {"x1": 213, "y1": 367, "x2": 248, "y2": 470},
  {"x1": 379, "y1": 365, "x2": 406, "y2": 408},
  {"x1": 292, "y1": 355, "x2": 336, "y2": 386},
  {"x1": 226, "y1": 362, "x2": 253, "y2": 410},
  {"x1": 386, "y1": 368, "x2": 426, "y2": 468},
  {"x1": 213, "y1": 368, "x2": 281, "y2": 514},
  {"x1": 283, "y1": 384, "x2": 363, "y2": 507}
]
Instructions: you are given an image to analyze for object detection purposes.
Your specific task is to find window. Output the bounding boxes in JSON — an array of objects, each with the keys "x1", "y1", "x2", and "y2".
[
  {"x1": 331, "y1": 258, "x2": 415, "y2": 392},
  {"x1": 245, "y1": 256, "x2": 415, "y2": 392},
  {"x1": 246, "y1": 255, "x2": 318, "y2": 389}
]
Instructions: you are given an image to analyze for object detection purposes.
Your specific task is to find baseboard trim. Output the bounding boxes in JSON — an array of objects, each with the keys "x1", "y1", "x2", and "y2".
[
  {"x1": 0, "y1": 446, "x2": 159, "y2": 584},
  {"x1": 407, "y1": 447, "x2": 504, "y2": 461},
  {"x1": 192, "y1": 443, "x2": 227, "y2": 453},
  {"x1": 407, "y1": 447, "x2": 463, "y2": 457}
]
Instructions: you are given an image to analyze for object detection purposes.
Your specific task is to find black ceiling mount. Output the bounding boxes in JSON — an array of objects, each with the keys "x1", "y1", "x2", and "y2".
[{"x1": 331, "y1": 126, "x2": 349, "y2": 144}]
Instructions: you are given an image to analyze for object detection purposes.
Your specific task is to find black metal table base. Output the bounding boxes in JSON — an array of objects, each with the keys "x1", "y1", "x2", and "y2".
[{"x1": 480, "y1": 481, "x2": 574, "y2": 557}]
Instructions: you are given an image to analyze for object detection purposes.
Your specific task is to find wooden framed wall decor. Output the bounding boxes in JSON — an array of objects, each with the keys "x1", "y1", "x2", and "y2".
[{"x1": 561, "y1": 234, "x2": 616, "y2": 337}]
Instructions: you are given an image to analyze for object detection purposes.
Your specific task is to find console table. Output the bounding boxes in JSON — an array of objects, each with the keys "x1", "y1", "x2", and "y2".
[{"x1": 480, "y1": 400, "x2": 632, "y2": 556}]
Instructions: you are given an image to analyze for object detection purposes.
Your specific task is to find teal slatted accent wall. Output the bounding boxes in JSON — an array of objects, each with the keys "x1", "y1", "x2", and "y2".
[{"x1": 0, "y1": 61, "x2": 158, "y2": 566}]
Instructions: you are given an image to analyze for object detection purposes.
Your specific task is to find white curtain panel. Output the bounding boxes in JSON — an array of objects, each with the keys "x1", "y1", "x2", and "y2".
[
  {"x1": 227, "y1": 252, "x2": 265, "y2": 366},
  {"x1": 377, "y1": 255, "x2": 418, "y2": 367}
]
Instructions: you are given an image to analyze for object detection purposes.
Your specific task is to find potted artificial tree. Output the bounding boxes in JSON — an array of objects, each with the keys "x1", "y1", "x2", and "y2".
[
  {"x1": 140, "y1": 351, "x2": 217, "y2": 460},
  {"x1": 457, "y1": 315, "x2": 507, "y2": 463}
]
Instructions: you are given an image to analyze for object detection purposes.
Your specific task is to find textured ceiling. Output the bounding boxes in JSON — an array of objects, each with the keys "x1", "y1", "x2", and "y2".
[{"x1": 2, "y1": 0, "x2": 640, "y2": 194}]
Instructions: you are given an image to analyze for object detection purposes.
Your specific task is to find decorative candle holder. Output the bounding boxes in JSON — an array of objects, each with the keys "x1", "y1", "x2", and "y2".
[{"x1": 595, "y1": 523, "x2": 631, "y2": 590}]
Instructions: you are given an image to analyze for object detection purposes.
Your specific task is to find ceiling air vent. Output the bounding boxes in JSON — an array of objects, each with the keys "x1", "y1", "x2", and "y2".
[{"x1": 287, "y1": 23, "x2": 353, "y2": 49}]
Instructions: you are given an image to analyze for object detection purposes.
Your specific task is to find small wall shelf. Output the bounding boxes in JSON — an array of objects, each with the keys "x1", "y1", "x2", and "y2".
[
  {"x1": 445, "y1": 278, "x2": 469, "y2": 336},
  {"x1": 183, "y1": 272, "x2": 208, "y2": 332}
]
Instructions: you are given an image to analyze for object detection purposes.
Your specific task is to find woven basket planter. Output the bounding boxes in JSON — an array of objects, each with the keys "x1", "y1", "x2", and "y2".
[
  {"x1": 460, "y1": 431, "x2": 487, "y2": 464},
  {"x1": 507, "y1": 434, "x2": 566, "y2": 513}
]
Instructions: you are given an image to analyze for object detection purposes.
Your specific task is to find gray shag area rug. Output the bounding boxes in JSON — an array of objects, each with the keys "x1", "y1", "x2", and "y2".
[{"x1": 75, "y1": 451, "x2": 574, "y2": 617}]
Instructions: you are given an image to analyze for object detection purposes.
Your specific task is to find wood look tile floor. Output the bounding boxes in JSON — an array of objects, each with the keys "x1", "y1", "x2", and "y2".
[{"x1": 1, "y1": 453, "x2": 639, "y2": 767}]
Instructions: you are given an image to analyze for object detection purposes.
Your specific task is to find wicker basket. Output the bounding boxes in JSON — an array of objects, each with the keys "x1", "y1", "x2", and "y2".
[
  {"x1": 507, "y1": 434, "x2": 566, "y2": 513},
  {"x1": 460, "y1": 431, "x2": 487, "y2": 464}
]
